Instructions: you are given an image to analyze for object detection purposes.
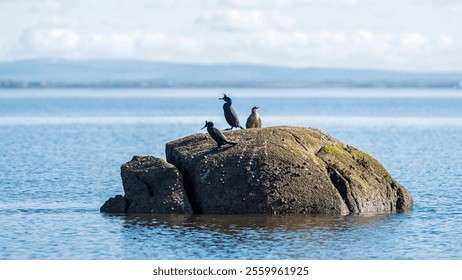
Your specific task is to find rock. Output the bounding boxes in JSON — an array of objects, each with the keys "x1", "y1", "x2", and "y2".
[
  {"x1": 101, "y1": 126, "x2": 413, "y2": 215},
  {"x1": 100, "y1": 195, "x2": 128, "y2": 213},
  {"x1": 166, "y1": 126, "x2": 413, "y2": 214},
  {"x1": 101, "y1": 155, "x2": 192, "y2": 214}
]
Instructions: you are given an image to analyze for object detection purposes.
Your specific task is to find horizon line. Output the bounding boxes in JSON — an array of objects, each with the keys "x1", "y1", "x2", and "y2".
[{"x1": 1, "y1": 58, "x2": 462, "y2": 74}]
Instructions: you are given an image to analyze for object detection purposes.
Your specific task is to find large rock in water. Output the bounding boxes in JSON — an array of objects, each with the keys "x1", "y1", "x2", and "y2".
[{"x1": 166, "y1": 126, "x2": 413, "y2": 214}]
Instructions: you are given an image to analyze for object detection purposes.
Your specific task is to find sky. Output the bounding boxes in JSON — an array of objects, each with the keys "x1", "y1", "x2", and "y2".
[{"x1": 0, "y1": 0, "x2": 461, "y2": 71}]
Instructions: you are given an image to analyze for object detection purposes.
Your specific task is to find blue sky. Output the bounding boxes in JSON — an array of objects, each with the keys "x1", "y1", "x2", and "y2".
[{"x1": 0, "y1": 0, "x2": 461, "y2": 71}]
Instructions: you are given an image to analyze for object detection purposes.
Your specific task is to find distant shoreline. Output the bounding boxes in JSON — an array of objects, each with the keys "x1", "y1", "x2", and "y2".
[
  {"x1": 1, "y1": 59, "x2": 461, "y2": 89},
  {"x1": 1, "y1": 80, "x2": 460, "y2": 89}
]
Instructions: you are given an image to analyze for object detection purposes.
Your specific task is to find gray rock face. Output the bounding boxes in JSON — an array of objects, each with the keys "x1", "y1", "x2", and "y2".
[
  {"x1": 100, "y1": 195, "x2": 128, "y2": 213},
  {"x1": 101, "y1": 155, "x2": 192, "y2": 214},
  {"x1": 166, "y1": 126, "x2": 413, "y2": 214},
  {"x1": 101, "y1": 126, "x2": 412, "y2": 215}
]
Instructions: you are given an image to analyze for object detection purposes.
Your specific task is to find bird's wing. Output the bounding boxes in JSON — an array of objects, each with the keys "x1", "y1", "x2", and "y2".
[
  {"x1": 211, "y1": 127, "x2": 228, "y2": 144},
  {"x1": 246, "y1": 114, "x2": 257, "y2": 128},
  {"x1": 229, "y1": 107, "x2": 240, "y2": 126},
  {"x1": 224, "y1": 108, "x2": 235, "y2": 126}
]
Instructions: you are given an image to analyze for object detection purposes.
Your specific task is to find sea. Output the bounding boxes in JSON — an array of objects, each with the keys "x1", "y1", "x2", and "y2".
[{"x1": 0, "y1": 88, "x2": 461, "y2": 260}]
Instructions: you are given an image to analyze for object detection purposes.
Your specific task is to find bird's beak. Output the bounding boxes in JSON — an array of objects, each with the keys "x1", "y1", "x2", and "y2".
[
  {"x1": 219, "y1": 94, "x2": 225, "y2": 100},
  {"x1": 201, "y1": 122, "x2": 207, "y2": 130}
]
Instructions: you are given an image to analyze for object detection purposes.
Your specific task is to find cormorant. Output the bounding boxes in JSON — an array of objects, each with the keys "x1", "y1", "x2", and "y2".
[
  {"x1": 219, "y1": 94, "x2": 244, "y2": 130},
  {"x1": 201, "y1": 121, "x2": 237, "y2": 147},
  {"x1": 246, "y1": 106, "x2": 262, "y2": 128}
]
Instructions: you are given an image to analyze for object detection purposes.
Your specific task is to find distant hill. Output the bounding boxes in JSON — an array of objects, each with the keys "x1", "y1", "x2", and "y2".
[{"x1": 0, "y1": 59, "x2": 461, "y2": 88}]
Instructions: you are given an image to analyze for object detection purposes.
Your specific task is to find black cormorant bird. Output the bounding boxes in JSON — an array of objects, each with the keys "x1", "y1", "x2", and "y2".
[
  {"x1": 201, "y1": 121, "x2": 237, "y2": 147},
  {"x1": 219, "y1": 94, "x2": 244, "y2": 130},
  {"x1": 246, "y1": 106, "x2": 262, "y2": 128}
]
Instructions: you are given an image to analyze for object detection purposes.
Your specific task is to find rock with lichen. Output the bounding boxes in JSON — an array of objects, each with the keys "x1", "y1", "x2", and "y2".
[
  {"x1": 102, "y1": 126, "x2": 412, "y2": 215},
  {"x1": 165, "y1": 126, "x2": 413, "y2": 214}
]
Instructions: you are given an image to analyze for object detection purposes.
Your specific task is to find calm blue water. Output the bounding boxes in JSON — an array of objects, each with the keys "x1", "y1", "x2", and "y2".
[{"x1": 1, "y1": 88, "x2": 461, "y2": 259}]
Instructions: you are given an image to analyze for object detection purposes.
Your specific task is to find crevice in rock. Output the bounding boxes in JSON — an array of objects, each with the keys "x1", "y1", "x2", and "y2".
[
  {"x1": 343, "y1": 174, "x2": 360, "y2": 212},
  {"x1": 136, "y1": 175, "x2": 154, "y2": 197},
  {"x1": 326, "y1": 164, "x2": 357, "y2": 213},
  {"x1": 123, "y1": 195, "x2": 130, "y2": 213},
  {"x1": 289, "y1": 132, "x2": 311, "y2": 153},
  {"x1": 315, "y1": 147, "x2": 324, "y2": 157},
  {"x1": 395, "y1": 185, "x2": 406, "y2": 211},
  {"x1": 166, "y1": 155, "x2": 202, "y2": 214},
  {"x1": 181, "y1": 172, "x2": 202, "y2": 214},
  {"x1": 315, "y1": 148, "x2": 362, "y2": 213}
]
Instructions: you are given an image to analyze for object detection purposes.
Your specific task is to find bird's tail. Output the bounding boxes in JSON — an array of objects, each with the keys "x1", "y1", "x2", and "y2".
[
  {"x1": 239, "y1": 125, "x2": 244, "y2": 129},
  {"x1": 226, "y1": 141, "x2": 238, "y2": 145}
]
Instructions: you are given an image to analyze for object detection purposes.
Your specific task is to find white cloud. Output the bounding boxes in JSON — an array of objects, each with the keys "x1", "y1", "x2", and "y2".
[
  {"x1": 197, "y1": 9, "x2": 294, "y2": 31},
  {"x1": 225, "y1": 10, "x2": 265, "y2": 30},
  {"x1": 437, "y1": 34, "x2": 454, "y2": 47},
  {"x1": 10, "y1": 27, "x2": 203, "y2": 60},
  {"x1": 18, "y1": 28, "x2": 80, "y2": 54},
  {"x1": 0, "y1": 38, "x2": 8, "y2": 53},
  {"x1": 7, "y1": 22, "x2": 459, "y2": 71},
  {"x1": 177, "y1": 37, "x2": 201, "y2": 52},
  {"x1": 0, "y1": 0, "x2": 461, "y2": 71},
  {"x1": 400, "y1": 32, "x2": 429, "y2": 51},
  {"x1": 136, "y1": 33, "x2": 167, "y2": 49},
  {"x1": 197, "y1": 10, "x2": 264, "y2": 31},
  {"x1": 196, "y1": 29, "x2": 457, "y2": 69},
  {"x1": 217, "y1": 0, "x2": 360, "y2": 9},
  {"x1": 38, "y1": 17, "x2": 81, "y2": 28},
  {"x1": 217, "y1": 0, "x2": 292, "y2": 8},
  {"x1": 427, "y1": 0, "x2": 462, "y2": 14},
  {"x1": 28, "y1": 0, "x2": 63, "y2": 12},
  {"x1": 13, "y1": 28, "x2": 126, "y2": 58}
]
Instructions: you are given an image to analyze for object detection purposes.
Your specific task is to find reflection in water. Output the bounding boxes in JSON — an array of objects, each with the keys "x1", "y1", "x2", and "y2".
[
  {"x1": 107, "y1": 213, "x2": 393, "y2": 259},
  {"x1": 123, "y1": 213, "x2": 390, "y2": 233}
]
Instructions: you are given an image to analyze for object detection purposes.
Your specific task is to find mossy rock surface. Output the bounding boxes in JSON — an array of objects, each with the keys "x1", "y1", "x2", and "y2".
[{"x1": 166, "y1": 126, "x2": 413, "y2": 214}]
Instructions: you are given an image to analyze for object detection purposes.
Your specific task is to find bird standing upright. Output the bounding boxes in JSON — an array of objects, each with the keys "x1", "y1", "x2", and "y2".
[
  {"x1": 246, "y1": 106, "x2": 262, "y2": 128},
  {"x1": 201, "y1": 121, "x2": 237, "y2": 147},
  {"x1": 219, "y1": 94, "x2": 244, "y2": 130}
]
